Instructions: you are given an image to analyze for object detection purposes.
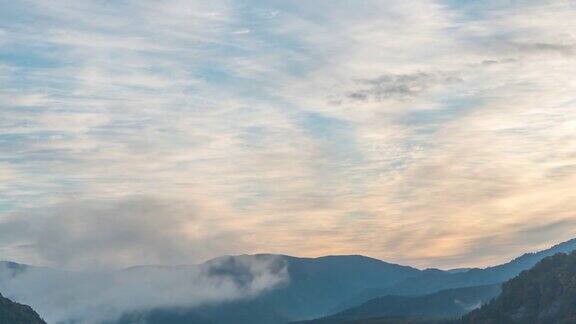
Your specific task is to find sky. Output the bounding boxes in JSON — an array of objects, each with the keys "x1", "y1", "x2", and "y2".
[{"x1": 0, "y1": 0, "x2": 575, "y2": 270}]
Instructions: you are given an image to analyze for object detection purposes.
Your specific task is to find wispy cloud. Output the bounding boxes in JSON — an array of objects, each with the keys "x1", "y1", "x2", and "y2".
[
  {"x1": 0, "y1": 254, "x2": 288, "y2": 323},
  {"x1": 0, "y1": 0, "x2": 575, "y2": 270}
]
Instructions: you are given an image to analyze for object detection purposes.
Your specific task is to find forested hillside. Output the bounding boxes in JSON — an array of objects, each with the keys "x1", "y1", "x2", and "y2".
[
  {"x1": 0, "y1": 292, "x2": 46, "y2": 324},
  {"x1": 461, "y1": 251, "x2": 576, "y2": 323}
]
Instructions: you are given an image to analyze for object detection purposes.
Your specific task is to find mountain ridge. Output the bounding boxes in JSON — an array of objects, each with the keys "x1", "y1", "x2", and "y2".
[
  {"x1": 2, "y1": 238, "x2": 576, "y2": 323},
  {"x1": 332, "y1": 238, "x2": 576, "y2": 313},
  {"x1": 460, "y1": 250, "x2": 576, "y2": 323},
  {"x1": 300, "y1": 284, "x2": 501, "y2": 323},
  {"x1": 0, "y1": 292, "x2": 46, "y2": 324}
]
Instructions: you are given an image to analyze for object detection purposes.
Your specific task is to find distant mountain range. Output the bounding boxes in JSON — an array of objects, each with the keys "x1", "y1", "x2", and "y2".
[
  {"x1": 302, "y1": 284, "x2": 500, "y2": 323},
  {"x1": 2, "y1": 238, "x2": 576, "y2": 323},
  {"x1": 117, "y1": 239, "x2": 576, "y2": 324},
  {"x1": 333, "y1": 238, "x2": 576, "y2": 313},
  {"x1": 118, "y1": 254, "x2": 422, "y2": 324}
]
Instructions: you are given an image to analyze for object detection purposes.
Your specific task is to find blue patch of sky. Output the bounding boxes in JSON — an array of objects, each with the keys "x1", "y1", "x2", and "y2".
[
  {"x1": 0, "y1": 201, "x2": 15, "y2": 214},
  {"x1": 300, "y1": 112, "x2": 366, "y2": 191},
  {"x1": 0, "y1": 48, "x2": 61, "y2": 70},
  {"x1": 442, "y1": 0, "x2": 520, "y2": 21},
  {"x1": 380, "y1": 96, "x2": 482, "y2": 172},
  {"x1": 193, "y1": 64, "x2": 234, "y2": 84},
  {"x1": 0, "y1": 46, "x2": 72, "y2": 93},
  {"x1": 0, "y1": 2, "x2": 40, "y2": 25},
  {"x1": 0, "y1": 131, "x2": 78, "y2": 163},
  {"x1": 236, "y1": 1, "x2": 322, "y2": 75},
  {"x1": 400, "y1": 96, "x2": 481, "y2": 134}
]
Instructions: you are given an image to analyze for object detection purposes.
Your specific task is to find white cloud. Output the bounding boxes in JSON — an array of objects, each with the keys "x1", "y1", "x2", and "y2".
[
  {"x1": 0, "y1": 0, "x2": 575, "y2": 269},
  {"x1": 0, "y1": 255, "x2": 288, "y2": 323}
]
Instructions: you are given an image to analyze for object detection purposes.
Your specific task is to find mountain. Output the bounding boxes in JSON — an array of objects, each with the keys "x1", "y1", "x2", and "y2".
[
  {"x1": 119, "y1": 254, "x2": 423, "y2": 324},
  {"x1": 250, "y1": 254, "x2": 421, "y2": 320},
  {"x1": 335, "y1": 239, "x2": 576, "y2": 312},
  {"x1": 301, "y1": 284, "x2": 500, "y2": 323},
  {"x1": 393, "y1": 238, "x2": 576, "y2": 296},
  {"x1": 1, "y1": 255, "x2": 420, "y2": 324},
  {"x1": 4, "y1": 239, "x2": 576, "y2": 324},
  {"x1": 117, "y1": 308, "x2": 215, "y2": 324},
  {"x1": 117, "y1": 299, "x2": 287, "y2": 324},
  {"x1": 0, "y1": 292, "x2": 46, "y2": 324},
  {"x1": 0, "y1": 261, "x2": 30, "y2": 278},
  {"x1": 460, "y1": 251, "x2": 576, "y2": 324}
]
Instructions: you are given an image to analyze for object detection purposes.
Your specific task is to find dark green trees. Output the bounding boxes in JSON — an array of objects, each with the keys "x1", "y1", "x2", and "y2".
[
  {"x1": 461, "y1": 251, "x2": 576, "y2": 324},
  {"x1": 0, "y1": 293, "x2": 46, "y2": 324}
]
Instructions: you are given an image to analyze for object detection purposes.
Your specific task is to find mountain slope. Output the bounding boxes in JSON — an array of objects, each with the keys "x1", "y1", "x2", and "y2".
[
  {"x1": 253, "y1": 254, "x2": 422, "y2": 320},
  {"x1": 303, "y1": 284, "x2": 500, "y2": 323},
  {"x1": 391, "y1": 239, "x2": 576, "y2": 296},
  {"x1": 460, "y1": 251, "x2": 576, "y2": 323},
  {"x1": 118, "y1": 254, "x2": 423, "y2": 324},
  {"x1": 0, "y1": 292, "x2": 46, "y2": 324},
  {"x1": 4, "y1": 239, "x2": 576, "y2": 324},
  {"x1": 336, "y1": 239, "x2": 576, "y2": 311},
  {"x1": 117, "y1": 299, "x2": 288, "y2": 324}
]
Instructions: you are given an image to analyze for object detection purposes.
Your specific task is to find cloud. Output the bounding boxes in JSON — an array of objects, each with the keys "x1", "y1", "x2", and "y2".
[
  {"x1": 37, "y1": 197, "x2": 199, "y2": 270},
  {"x1": 0, "y1": 196, "x2": 256, "y2": 270},
  {"x1": 0, "y1": 195, "x2": 288, "y2": 323},
  {"x1": 345, "y1": 72, "x2": 461, "y2": 102},
  {"x1": 0, "y1": 255, "x2": 288, "y2": 324},
  {"x1": 0, "y1": 0, "x2": 575, "y2": 271}
]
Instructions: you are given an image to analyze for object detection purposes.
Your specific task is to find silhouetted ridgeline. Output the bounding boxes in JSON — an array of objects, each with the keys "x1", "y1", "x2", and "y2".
[
  {"x1": 0, "y1": 292, "x2": 46, "y2": 324},
  {"x1": 328, "y1": 251, "x2": 576, "y2": 323},
  {"x1": 333, "y1": 238, "x2": 576, "y2": 313}
]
